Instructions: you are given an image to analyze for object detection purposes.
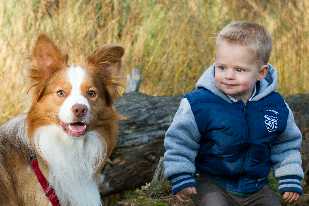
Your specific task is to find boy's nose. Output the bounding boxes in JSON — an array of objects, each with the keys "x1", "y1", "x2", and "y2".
[{"x1": 224, "y1": 68, "x2": 235, "y2": 79}]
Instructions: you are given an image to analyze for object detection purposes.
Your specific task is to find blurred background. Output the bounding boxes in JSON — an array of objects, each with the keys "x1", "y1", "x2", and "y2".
[{"x1": 0, "y1": 0, "x2": 308, "y2": 123}]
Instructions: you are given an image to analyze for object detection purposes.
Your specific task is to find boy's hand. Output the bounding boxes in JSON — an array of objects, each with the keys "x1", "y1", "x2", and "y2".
[
  {"x1": 282, "y1": 192, "x2": 300, "y2": 203},
  {"x1": 175, "y1": 187, "x2": 197, "y2": 202}
]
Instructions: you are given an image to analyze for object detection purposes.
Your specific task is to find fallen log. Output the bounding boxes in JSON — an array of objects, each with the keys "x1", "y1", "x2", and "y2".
[{"x1": 100, "y1": 92, "x2": 181, "y2": 195}]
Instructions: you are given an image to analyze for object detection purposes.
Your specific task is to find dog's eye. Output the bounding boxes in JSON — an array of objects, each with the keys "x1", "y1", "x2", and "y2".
[
  {"x1": 56, "y1": 89, "x2": 66, "y2": 97},
  {"x1": 87, "y1": 89, "x2": 97, "y2": 98}
]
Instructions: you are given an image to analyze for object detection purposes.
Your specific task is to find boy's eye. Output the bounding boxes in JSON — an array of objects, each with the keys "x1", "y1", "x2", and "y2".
[
  {"x1": 216, "y1": 65, "x2": 225, "y2": 70},
  {"x1": 235, "y1": 67, "x2": 245, "y2": 72}
]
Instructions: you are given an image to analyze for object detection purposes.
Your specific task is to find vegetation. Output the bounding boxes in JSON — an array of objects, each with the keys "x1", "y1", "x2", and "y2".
[
  {"x1": 115, "y1": 174, "x2": 279, "y2": 206},
  {"x1": 0, "y1": 2, "x2": 308, "y2": 204},
  {"x1": 0, "y1": 0, "x2": 308, "y2": 123},
  {"x1": 111, "y1": 180, "x2": 179, "y2": 206}
]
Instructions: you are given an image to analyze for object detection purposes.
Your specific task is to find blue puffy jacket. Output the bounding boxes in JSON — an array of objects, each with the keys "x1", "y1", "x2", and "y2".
[{"x1": 164, "y1": 65, "x2": 303, "y2": 195}]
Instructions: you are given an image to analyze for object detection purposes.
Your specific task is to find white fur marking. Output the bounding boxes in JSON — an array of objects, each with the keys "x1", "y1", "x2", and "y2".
[
  {"x1": 59, "y1": 66, "x2": 90, "y2": 123},
  {"x1": 34, "y1": 125, "x2": 106, "y2": 206}
]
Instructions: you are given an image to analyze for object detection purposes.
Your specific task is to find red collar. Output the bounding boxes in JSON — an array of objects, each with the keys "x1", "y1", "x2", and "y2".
[{"x1": 30, "y1": 158, "x2": 60, "y2": 206}]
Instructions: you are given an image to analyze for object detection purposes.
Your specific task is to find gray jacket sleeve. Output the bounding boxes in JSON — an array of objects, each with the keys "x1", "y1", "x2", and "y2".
[
  {"x1": 271, "y1": 102, "x2": 304, "y2": 194},
  {"x1": 163, "y1": 98, "x2": 201, "y2": 194}
]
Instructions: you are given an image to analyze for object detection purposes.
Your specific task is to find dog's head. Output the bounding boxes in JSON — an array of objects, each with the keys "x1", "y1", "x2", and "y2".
[{"x1": 27, "y1": 34, "x2": 124, "y2": 142}]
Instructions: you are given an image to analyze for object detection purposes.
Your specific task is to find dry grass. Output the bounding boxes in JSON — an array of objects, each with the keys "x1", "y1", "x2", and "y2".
[{"x1": 0, "y1": 0, "x2": 308, "y2": 123}]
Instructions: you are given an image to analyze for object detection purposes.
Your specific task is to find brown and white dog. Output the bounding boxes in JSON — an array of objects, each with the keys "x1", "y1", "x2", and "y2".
[{"x1": 0, "y1": 35, "x2": 124, "y2": 206}]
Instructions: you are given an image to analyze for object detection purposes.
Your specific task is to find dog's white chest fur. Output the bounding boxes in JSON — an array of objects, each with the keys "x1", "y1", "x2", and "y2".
[{"x1": 34, "y1": 125, "x2": 106, "y2": 206}]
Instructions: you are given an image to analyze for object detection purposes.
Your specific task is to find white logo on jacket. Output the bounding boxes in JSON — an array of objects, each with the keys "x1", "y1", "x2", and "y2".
[{"x1": 264, "y1": 109, "x2": 279, "y2": 132}]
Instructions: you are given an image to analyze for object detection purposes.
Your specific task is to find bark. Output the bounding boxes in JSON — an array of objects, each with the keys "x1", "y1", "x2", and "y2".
[{"x1": 100, "y1": 92, "x2": 181, "y2": 195}]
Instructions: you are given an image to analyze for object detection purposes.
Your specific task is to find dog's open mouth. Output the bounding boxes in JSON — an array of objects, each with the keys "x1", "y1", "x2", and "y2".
[{"x1": 60, "y1": 121, "x2": 87, "y2": 137}]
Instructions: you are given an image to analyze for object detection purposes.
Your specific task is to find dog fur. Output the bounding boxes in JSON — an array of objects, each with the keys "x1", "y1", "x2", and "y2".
[{"x1": 0, "y1": 34, "x2": 124, "y2": 206}]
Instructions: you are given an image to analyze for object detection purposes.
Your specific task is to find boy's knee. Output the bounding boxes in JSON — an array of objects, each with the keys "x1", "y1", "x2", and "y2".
[
  {"x1": 193, "y1": 179, "x2": 238, "y2": 206},
  {"x1": 193, "y1": 192, "x2": 232, "y2": 206}
]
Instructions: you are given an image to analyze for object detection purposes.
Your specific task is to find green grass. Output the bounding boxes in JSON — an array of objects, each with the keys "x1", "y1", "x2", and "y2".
[{"x1": 114, "y1": 180, "x2": 172, "y2": 206}]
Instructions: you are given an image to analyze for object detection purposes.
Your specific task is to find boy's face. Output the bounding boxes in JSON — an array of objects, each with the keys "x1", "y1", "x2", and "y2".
[{"x1": 214, "y1": 40, "x2": 268, "y2": 102}]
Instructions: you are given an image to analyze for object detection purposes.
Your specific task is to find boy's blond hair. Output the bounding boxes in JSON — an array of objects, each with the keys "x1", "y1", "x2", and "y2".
[{"x1": 217, "y1": 21, "x2": 272, "y2": 65}]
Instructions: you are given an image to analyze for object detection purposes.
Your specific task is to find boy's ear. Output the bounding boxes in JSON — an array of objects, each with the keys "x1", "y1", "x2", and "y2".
[{"x1": 257, "y1": 65, "x2": 268, "y2": 81}]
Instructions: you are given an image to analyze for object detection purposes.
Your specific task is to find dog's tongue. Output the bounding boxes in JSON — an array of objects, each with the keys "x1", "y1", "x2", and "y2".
[{"x1": 68, "y1": 123, "x2": 87, "y2": 137}]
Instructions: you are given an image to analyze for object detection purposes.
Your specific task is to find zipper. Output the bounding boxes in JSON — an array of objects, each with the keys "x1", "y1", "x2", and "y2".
[{"x1": 239, "y1": 102, "x2": 249, "y2": 177}]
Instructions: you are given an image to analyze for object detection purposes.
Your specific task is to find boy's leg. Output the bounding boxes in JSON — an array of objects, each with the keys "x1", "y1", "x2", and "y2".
[
  {"x1": 193, "y1": 176, "x2": 239, "y2": 206},
  {"x1": 233, "y1": 185, "x2": 281, "y2": 206}
]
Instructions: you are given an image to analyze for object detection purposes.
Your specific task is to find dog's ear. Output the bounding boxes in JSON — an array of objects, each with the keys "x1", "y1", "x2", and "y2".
[
  {"x1": 31, "y1": 34, "x2": 67, "y2": 77},
  {"x1": 87, "y1": 44, "x2": 124, "y2": 73},
  {"x1": 30, "y1": 34, "x2": 68, "y2": 102},
  {"x1": 87, "y1": 45, "x2": 125, "y2": 104}
]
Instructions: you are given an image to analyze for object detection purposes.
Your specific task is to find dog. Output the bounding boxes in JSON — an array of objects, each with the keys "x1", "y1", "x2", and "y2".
[{"x1": 0, "y1": 34, "x2": 124, "y2": 206}]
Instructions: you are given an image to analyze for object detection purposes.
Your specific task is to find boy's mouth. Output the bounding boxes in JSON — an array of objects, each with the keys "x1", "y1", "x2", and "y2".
[{"x1": 221, "y1": 82, "x2": 238, "y2": 87}]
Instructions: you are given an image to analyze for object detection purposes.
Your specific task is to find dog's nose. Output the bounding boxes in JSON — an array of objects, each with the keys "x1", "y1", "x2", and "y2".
[{"x1": 72, "y1": 104, "x2": 88, "y2": 118}]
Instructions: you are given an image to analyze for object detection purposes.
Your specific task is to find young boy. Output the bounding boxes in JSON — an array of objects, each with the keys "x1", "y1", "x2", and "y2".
[{"x1": 163, "y1": 21, "x2": 303, "y2": 206}]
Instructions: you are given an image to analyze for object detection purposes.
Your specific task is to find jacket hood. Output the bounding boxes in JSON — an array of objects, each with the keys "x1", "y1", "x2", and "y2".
[{"x1": 196, "y1": 64, "x2": 278, "y2": 102}]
